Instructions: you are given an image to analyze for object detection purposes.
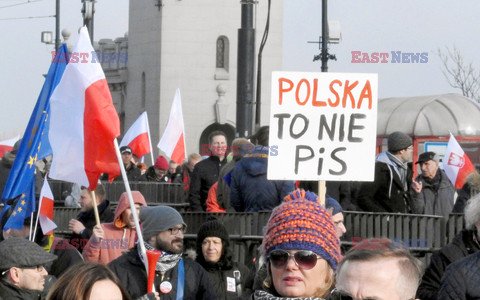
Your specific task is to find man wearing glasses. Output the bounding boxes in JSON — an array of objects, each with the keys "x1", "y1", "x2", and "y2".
[
  {"x1": 108, "y1": 205, "x2": 214, "y2": 299},
  {"x1": 357, "y1": 131, "x2": 414, "y2": 213},
  {"x1": 0, "y1": 237, "x2": 57, "y2": 299}
]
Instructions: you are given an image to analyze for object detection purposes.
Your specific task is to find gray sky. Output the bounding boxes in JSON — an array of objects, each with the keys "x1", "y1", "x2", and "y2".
[{"x1": 1, "y1": 0, "x2": 479, "y2": 139}]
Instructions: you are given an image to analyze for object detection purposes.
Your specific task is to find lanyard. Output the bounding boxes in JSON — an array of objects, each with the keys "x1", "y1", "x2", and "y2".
[{"x1": 176, "y1": 259, "x2": 184, "y2": 300}]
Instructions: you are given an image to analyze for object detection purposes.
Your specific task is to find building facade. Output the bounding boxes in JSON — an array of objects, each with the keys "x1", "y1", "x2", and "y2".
[{"x1": 102, "y1": 0, "x2": 284, "y2": 161}]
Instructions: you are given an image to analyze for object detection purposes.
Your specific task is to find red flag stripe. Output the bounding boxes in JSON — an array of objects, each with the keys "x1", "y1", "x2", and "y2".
[
  {"x1": 84, "y1": 79, "x2": 121, "y2": 189},
  {"x1": 128, "y1": 132, "x2": 150, "y2": 158},
  {"x1": 170, "y1": 133, "x2": 186, "y2": 165}
]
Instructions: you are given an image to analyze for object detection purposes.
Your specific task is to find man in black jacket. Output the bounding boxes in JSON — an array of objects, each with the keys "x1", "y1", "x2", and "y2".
[
  {"x1": 357, "y1": 131, "x2": 414, "y2": 213},
  {"x1": 418, "y1": 192, "x2": 480, "y2": 300},
  {"x1": 108, "y1": 205, "x2": 214, "y2": 300},
  {"x1": 188, "y1": 131, "x2": 228, "y2": 211},
  {"x1": 0, "y1": 238, "x2": 57, "y2": 300},
  {"x1": 68, "y1": 183, "x2": 114, "y2": 252},
  {"x1": 195, "y1": 219, "x2": 252, "y2": 299}
]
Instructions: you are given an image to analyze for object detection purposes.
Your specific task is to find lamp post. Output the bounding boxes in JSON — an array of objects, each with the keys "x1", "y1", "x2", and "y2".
[
  {"x1": 40, "y1": 0, "x2": 60, "y2": 50},
  {"x1": 81, "y1": 0, "x2": 95, "y2": 42},
  {"x1": 236, "y1": 0, "x2": 255, "y2": 138}
]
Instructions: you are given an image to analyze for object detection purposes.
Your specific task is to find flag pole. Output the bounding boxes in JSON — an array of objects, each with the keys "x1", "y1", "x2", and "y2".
[
  {"x1": 90, "y1": 190, "x2": 101, "y2": 227},
  {"x1": 145, "y1": 112, "x2": 155, "y2": 166},
  {"x1": 113, "y1": 138, "x2": 150, "y2": 279},
  {"x1": 30, "y1": 212, "x2": 35, "y2": 241}
]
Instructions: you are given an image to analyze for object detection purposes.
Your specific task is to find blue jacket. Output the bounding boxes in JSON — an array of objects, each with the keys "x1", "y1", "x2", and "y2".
[{"x1": 230, "y1": 146, "x2": 295, "y2": 212}]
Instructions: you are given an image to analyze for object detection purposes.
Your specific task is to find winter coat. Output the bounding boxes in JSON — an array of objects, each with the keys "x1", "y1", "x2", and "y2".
[
  {"x1": 201, "y1": 261, "x2": 252, "y2": 300},
  {"x1": 411, "y1": 169, "x2": 456, "y2": 219},
  {"x1": 108, "y1": 245, "x2": 215, "y2": 300},
  {"x1": 189, "y1": 156, "x2": 227, "y2": 211},
  {"x1": 206, "y1": 182, "x2": 225, "y2": 212},
  {"x1": 68, "y1": 199, "x2": 115, "y2": 252},
  {"x1": 217, "y1": 158, "x2": 242, "y2": 212},
  {"x1": 83, "y1": 192, "x2": 147, "y2": 264},
  {"x1": 417, "y1": 229, "x2": 480, "y2": 300},
  {"x1": 47, "y1": 237, "x2": 84, "y2": 278},
  {"x1": 357, "y1": 151, "x2": 413, "y2": 213},
  {"x1": 438, "y1": 250, "x2": 480, "y2": 299},
  {"x1": 0, "y1": 280, "x2": 42, "y2": 300},
  {"x1": 230, "y1": 146, "x2": 295, "y2": 212},
  {"x1": 102, "y1": 162, "x2": 141, "y2": 182}
]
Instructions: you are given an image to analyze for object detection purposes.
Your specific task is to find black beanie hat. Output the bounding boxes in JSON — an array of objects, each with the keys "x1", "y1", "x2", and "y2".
[
  {"x1": 387, "y1": 131, "x2": 412, "y2": 152},
  {"x1": 197, "y1": 219, "x2": 229, "y2": 244}
]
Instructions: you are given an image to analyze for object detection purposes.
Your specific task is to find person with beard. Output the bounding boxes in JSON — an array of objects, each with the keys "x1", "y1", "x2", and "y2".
[
  {"x1": 68, "y1": 184, "x2": 114, "y2": 252},
  {"x1": 83, "y1": 191, "x2": 147, "y2": 265},
  {"x1": 108, "y1": 206, "x2": 214, "y2": 300},
  {"x1": 195, "y1": 219, "x2": 252, "y2": 299}
]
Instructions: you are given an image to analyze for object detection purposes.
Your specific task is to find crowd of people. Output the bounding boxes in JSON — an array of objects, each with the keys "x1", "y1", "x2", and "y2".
[{"x1": 0, "y1": 126, "x2": 478, "y2": 299}]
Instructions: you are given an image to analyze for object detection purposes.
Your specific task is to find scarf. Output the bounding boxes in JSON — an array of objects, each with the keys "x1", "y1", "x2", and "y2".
[
  {"x1": 386, "y1": 151, "x2": 408, "y2": 190},
  {"x1": 140, "y1": 242, "x2": 182, "y2": 273},
  {"x1": 253, "y1": 290, "x2": 325, "y2": 300}
]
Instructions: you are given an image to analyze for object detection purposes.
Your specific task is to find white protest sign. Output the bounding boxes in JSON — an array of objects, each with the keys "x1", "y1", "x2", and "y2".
[{"x1": 267, "y1": 72, "x2": 378, "y2": 181}]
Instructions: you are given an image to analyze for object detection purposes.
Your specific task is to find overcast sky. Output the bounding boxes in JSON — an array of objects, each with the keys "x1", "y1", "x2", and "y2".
[{"x1": 1, "y1": 0, "x2": 479, "y2": 140}]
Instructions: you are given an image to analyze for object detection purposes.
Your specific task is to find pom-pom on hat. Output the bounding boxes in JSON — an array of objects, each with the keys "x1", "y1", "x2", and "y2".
[
  {"x1": 262, "y1": 189, "x2": 341, "y2": 270},
  {"x1": 154, "y1": 155, "x2": 169, "y2": 170}
]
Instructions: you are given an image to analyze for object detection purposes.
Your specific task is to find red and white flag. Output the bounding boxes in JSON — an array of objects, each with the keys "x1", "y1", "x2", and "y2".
[
  {"x1": 157, "y1": 89, "x2": 186, "y2": 165},
  {"x1": 120, "y1": 111, "x2": 152, "y2": 159},
  {"x1": 38, "y1": 178, "x2": 56, "y2": 235},
  {"x1": 442, "y1": 133, "x2": 476, "y2": 189},
  {"x1": 0, "y1": 135, "x2": 20, "y2": 158},
  {"x1": 48, "y1": 26, "x2": 120, "y2": 190}
]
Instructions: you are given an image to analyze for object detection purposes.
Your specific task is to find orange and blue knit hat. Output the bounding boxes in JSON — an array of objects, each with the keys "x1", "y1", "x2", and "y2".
[{"x1": 262, "y1": 189, "x2": 341, "y2": 270}]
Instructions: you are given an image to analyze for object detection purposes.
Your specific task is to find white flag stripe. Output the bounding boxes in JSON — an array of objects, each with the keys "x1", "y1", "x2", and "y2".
[
  {"x1": 158, "y1": 89, "x2": 186, "y2": 157},
  {"x1": 48, "y1": 26, "x2": 103, "y2": 187},
  {"x1": 442, "y1": 133, "x2": 461, "y2": 185},
  {"x1": 38, "y1": 178, "x2": 57, "y2": 233},
  {"x1": 120, "y1": 111, "x2": 150, "y2": 147}
]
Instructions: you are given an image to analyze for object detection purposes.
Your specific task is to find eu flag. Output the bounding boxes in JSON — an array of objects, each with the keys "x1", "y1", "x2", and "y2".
[{"x1": 2, "y1": 44, "x2": 69, "y2": 230}]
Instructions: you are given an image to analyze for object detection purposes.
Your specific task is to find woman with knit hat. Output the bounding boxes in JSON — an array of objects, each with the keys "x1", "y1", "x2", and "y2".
[
  {"x1": 196, "y1": 218, "x2": 252, "y2": 299},
  {"x1": 254, "y1": 189, "x2": 341, "y2": 299}
]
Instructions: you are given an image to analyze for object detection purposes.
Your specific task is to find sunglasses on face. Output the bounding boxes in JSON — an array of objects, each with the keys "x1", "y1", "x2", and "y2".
[{"x1": 269, "y1": 250, "x2": 320, "y2": 270}]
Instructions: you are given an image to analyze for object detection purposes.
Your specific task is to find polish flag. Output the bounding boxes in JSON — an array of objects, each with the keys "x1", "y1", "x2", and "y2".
[
  {"x1": 48, "y1": 27, "x2": 120, "y2": 190},
  {"x1": 38, "y1": 178, "x2": 57, "y2": 235},
  {"x1": 442, "y1": 134, "x2": 476, "y2": 189},
  {"x1": 120, "y1": 111, "x2": 152, "y2": 159},
  {"x1": 0, "y1": 135, "x2": 20, "y2": 158},
  {"x1": 157, "y1": 89, "x2": 186, "y2": 165}
]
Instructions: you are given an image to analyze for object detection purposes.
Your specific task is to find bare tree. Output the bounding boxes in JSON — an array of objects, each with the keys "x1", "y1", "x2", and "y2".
[{"x1": 438, "y1": 46, "x2": 480, "y2": 102}]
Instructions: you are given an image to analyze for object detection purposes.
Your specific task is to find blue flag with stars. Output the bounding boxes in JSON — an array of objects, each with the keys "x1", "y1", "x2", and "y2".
[{"x1": 2, "y1": 44, "x2": 68, "y2": 230}]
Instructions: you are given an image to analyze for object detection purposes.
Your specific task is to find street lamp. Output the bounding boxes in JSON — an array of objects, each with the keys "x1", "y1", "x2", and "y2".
[{"x1": 41, "y1": 31, "x2": 53, "y2": 44}]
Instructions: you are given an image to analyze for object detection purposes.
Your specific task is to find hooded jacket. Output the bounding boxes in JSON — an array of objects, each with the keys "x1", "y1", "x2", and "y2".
[
  {"x1": 230, "y1": 146, "x2": 295, "y2": 212},
  {"x1": 83, "y1": 191, "x2": 147, "y2": 265},
  {"x1": 195, "y1": 229, "x2": 253, "y2": 299},
  {"x1": 357, "y1": 151, "x2": 413, "y2": 213}
]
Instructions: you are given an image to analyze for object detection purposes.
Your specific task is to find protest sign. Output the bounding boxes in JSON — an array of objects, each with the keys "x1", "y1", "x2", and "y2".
[{"x1": 267, "y1": 72, "x2": 378, "y2": 181}]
